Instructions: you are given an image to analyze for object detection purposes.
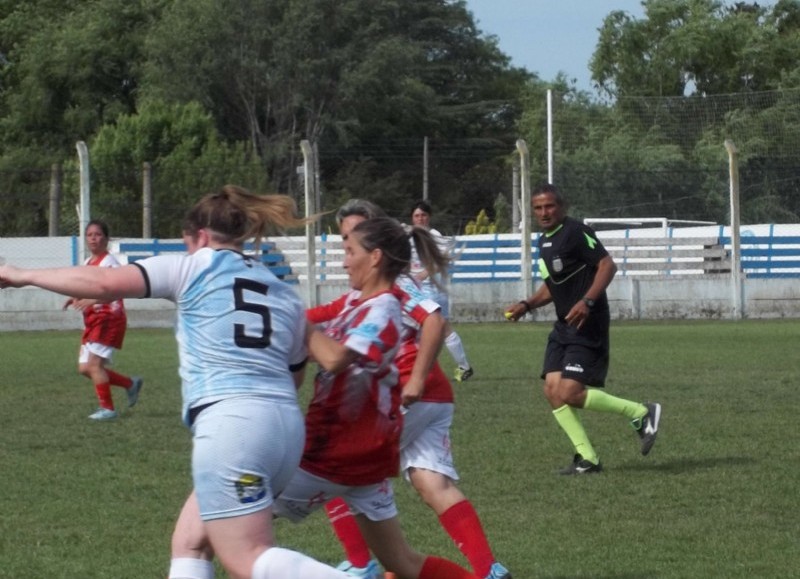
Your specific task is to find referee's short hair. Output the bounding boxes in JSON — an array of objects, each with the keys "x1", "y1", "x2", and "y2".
[{"x1": 533, "y1": 183, "x2": 566, "y2": 207}]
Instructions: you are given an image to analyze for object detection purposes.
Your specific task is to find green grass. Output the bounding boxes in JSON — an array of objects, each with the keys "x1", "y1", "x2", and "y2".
[{"x1": 1, "y1": 320, "x2": 798, "y2": 578}]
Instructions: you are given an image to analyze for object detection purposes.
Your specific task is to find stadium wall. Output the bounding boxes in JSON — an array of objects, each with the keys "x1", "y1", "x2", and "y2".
[{"x1": 1, "y1": 233, "x2": 799, "y2": 331}]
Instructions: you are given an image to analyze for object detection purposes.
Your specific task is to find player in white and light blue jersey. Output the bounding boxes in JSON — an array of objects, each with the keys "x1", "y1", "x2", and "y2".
[
  {"x1": 136, "y1": 247, "x2": 305, "y2": 425},
  {"x1": 0, "y1": 185, "x2": 351, "y2": 579}
]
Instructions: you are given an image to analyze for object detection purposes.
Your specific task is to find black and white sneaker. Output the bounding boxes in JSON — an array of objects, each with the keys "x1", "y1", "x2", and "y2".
[
  {"x1": 633, "y1": 402, "x2": 662, "y2": 456},
  {"x1": 558, "y1": 453, "x2": 603, "y2": 475}
]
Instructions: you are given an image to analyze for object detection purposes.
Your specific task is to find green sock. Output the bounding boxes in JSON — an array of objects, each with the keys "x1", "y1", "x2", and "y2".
[
  {"x1": 552, "y1": 405, "x2": 598, "y2": 464},
  {"x1": 584, "y1": 388, "x2": 647, "y2": 421}
]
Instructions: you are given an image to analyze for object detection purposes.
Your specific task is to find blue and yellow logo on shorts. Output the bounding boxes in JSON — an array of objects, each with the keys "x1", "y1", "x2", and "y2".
[{"x1": 235, "y1": 474, "x2": 266, "y2": 504}]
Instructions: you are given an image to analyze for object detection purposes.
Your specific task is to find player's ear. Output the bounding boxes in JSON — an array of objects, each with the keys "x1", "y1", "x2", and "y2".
[{"x1": 195, "y1": 228, "x2": 212, "y2": 248}]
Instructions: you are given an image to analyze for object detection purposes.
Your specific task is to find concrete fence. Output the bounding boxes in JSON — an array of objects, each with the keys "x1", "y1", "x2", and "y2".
[{"x1": 1, "y1": 227, "x2": 799, "y2": 332}]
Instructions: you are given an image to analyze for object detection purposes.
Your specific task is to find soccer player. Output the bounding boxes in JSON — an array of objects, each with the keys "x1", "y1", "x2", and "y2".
[
  {"x1": 407, "y1": 201, "x2": 474, "y2": 382},
  {"x1": 0, "y1": 186, "x2": 351, "y2": 579},
  {"x1": 274, "y1": 216, "x2": 482, "y2": 579},
  {"x1": 504, "y1": 183, "x2": 661, "y2": 474},
  {"x1": 313, "y1": 200, "x2": 511, "y2": 579},
  {"x1": 63, "y1": 219, "x2": 142, "y2": 421}
]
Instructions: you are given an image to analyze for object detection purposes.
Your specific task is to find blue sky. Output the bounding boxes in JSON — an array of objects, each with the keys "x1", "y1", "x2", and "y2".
[
  {"x1": 465, "y1": 0, "x2": 776, "y2": 92},
  {"x1": 465, "y1": 0, "x2": 647, "y2": 91}
]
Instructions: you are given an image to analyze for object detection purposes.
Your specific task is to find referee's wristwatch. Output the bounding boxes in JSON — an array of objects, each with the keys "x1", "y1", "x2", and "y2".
[{"x1": 581, "y1": 296, "x2": 595, "y2": 308}]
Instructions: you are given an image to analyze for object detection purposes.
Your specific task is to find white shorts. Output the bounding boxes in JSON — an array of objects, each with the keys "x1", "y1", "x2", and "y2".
[
  {"x1": 400, "y1": 402, "x2": 458, "y2": 482},
  {"x1": 190, "y1": 396, "x2": 305, "y2": 522},
  {"x1": 79, "y1": 342, "x2": 115, "y2": 364},
  {"x1": 273, "y1": 468, "x2": 398, "y2": 523}
]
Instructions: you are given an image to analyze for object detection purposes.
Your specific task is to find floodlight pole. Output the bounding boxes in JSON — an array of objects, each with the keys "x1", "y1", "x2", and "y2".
[
  {"x1": 725, "y1": 139, "x2": 743, "y2": 320},
  {"x1": 300, "y1": 140, "x2": 317, "y2": 307},
  {"x1": 516, "y1": 139, "x2": 532, "y2": 293},
  {"x1": 76, "y1": 141, "x2": 91, "y2": 263}
]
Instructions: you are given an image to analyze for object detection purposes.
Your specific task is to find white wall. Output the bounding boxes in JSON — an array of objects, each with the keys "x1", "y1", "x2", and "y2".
[{"x1": 2, "y1": 232, "x2": 799, "y2": 331}]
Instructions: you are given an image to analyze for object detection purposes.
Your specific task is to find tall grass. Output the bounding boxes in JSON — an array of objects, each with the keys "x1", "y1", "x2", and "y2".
[{"x1": 0, "y1": 320, "x2": 798, "y2": 578}]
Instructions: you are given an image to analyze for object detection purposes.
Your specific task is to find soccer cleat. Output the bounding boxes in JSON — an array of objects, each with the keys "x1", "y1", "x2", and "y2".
[
  {"x1": 335, "y1": 559, "x2": 380, "y2": 578},
  {"x1": 89, "y1": 407, "x2": 118, "y2": 421},
  {"x1": 127, "y1": 376, "x2": 144, "y2": 408},
  {"x1": 558, "y1": 453, "x2": 603, "y2": 475},
  {"x1": 486, "y1": 562, "x2": 513, "y2": 579},
  {"x1": 633, "y1": 402, "x2": 662, "y2": 456},
  {"x1": 454, "y1": 366, "x2": 474, "y2": 382}
]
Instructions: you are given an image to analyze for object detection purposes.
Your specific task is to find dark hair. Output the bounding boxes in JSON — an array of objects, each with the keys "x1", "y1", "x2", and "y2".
[
  {"x1": 85, "y1": 219, "x2": 109, "y2": 238},
  {"x1": 532, "y1": 183, "x2": 566, "y2": 207},
  {"x1": 350, "y1": 218, "x2": 411, "y2": 282},
  {"x1": 410, "y1": 200, "x2": 432, "y2": 217},
  {"x1": 335, "y1": 199, "x2": 386, "y2": 225},
  {"x1": 182, "y1": 184, "x2": 311, "y2": 247},
  {"x1": 350, "y1": 218, "x2": 450, "y2": 287}
]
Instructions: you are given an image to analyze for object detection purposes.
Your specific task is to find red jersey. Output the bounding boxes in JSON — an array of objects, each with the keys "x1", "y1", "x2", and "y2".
[
  {"x1": 302, "y1": 290, "x2": 402, "y2": 485},
  {"x1": 308, "y1": 280, "x2": 453, "y2": 404},
  {"x1": 80, "y1": 252, "x2": 127, "y2": 349}
]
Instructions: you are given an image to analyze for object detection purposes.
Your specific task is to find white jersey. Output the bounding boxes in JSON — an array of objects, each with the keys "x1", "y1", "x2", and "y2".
[
  {"x1": 407, "y1": 229, "x2": 453, "y2": 317},
  {"x1": 133, "y1": 248, "x2": 307, "y2": 424}
]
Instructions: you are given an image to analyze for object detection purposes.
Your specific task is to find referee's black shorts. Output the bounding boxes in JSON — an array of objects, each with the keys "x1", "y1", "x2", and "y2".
[{"x1": 540, "y1": 323, "x2": 609, "y2": 387}]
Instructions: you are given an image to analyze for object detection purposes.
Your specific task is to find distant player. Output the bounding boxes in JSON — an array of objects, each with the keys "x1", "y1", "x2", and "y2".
[
  {"x1": 63, "y1": 219, "x2": 142, "y2": 421},
  {"x1": 406, "y1": 200, "x2": 474, "y2": 383}
]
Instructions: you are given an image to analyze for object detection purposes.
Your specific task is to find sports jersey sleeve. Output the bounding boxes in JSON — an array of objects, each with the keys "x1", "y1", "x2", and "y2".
[
  {"x1": 133, "y1": 253, "x2": 205, "y2": 301},
  {"x1": 342, "y1": 294, "x2": 401, "y2": 365},
  {"x1": 393, "y1": 285, "x2": 439, "y2": 329},
  {"x1": 575, "y1": 224, "x2": 609, "y2": 266},
  {"x1": 306, "y1": 293, "x2": 348, "y2": 324}
]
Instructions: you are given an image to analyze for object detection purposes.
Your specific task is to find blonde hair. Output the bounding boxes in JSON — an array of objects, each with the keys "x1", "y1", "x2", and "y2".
[{"x1": 183, "y1": 185, "x2": 312, "y2": 247}]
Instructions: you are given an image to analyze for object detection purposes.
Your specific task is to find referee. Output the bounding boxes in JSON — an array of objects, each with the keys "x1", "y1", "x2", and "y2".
[{"x1": 505, "y1": 183, "x2": 661, "y2": 474}]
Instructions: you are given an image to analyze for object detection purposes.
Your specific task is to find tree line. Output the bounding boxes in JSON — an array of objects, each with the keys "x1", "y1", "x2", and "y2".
[{"x1": 2, "y1": 0, "x2": 800, "y2": 238}]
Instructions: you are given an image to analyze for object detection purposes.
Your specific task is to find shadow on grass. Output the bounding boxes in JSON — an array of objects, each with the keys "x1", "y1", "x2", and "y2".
[{"x1": 617, "y1": 455, "x2": 753, "y2": 474}]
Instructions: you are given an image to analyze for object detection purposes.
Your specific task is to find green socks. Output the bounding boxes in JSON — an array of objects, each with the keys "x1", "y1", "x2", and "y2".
[
  {"x1": 552, "y1": 405, "x2": 599, "y2": 464},
  {"x1": 584, "y1": 388, "x2": 647, "y2": 421}
]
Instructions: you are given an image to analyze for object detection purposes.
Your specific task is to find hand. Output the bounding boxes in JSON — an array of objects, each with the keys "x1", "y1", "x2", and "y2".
[
  {"x1": 69, "y1": 298, "x2": 96, "y2": 311},
  {"x1": 503, "y1": 301, "x2": 528, "y2": 322},
  {"x1": 0, "y1": 264, "x2": 24, "y2": 289},
  {"x1": 564, "y1": 300, "x2": 590, "y2": 329},
  {"x1": 401, "y1": 376, "x2": 424, "y2": 408}
]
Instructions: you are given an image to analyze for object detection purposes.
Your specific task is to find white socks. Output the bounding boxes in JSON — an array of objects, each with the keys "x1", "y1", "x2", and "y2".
[
  {"x1": 252, "y1": 546, "x2": 350, "y2": 578},
  {"x1": 445, "y1": 331, "x2": 470, "y2": 369},
  {"x1": 168, "y1": 557, "x2": 215, "y2": 579}
]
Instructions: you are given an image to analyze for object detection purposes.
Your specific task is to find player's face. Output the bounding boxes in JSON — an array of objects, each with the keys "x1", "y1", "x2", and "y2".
[
  {"x1": 411, "y1": 208, "x2": 430, "y2": 228},
  {"x1": 532, "y1": 192, "x2": 565, "y2": 232},
  {"x1": 343, "y1": 232, "x2": 378, "y2": 291},
  {"x1": 85, "y1": 224, "x2": 108, "y2": 255},
  {"x1": 339, "y1": 215, "x2": 365, "y2": 241}
]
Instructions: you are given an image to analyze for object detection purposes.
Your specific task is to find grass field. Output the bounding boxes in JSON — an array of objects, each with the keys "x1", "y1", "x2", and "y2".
[{"x1": 1, "y1": 319, "x2": 798, "y2": 578}]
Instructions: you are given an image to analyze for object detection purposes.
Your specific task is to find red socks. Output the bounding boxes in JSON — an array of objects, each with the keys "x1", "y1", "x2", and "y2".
[
  {"x1": 94, "y1": 382, "x2": 114, "y2": 410},
  {"x1": 106, "y1": 370, "x2": 133, "y2": 388},
  {"x1": 325, "y1": 498, "x2": 371, "y2": 567},
  {"x1": 439, "y1": 500, "x2": 495, "y2": 577}
]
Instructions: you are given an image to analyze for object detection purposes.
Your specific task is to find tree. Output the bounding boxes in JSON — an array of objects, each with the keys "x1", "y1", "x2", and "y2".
[
  {"x1": 0, "y1": 0, "x2": 157, "y2": 154},
  {"x1": 141, "y1": 0, "x2": 531, "y2": 225},
  {"x1": 590, "y1": 0, "x2": 800, "y2": 99},
  {"x1": 89, "y1": 100, "x2": 265, "y2": 237}
]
